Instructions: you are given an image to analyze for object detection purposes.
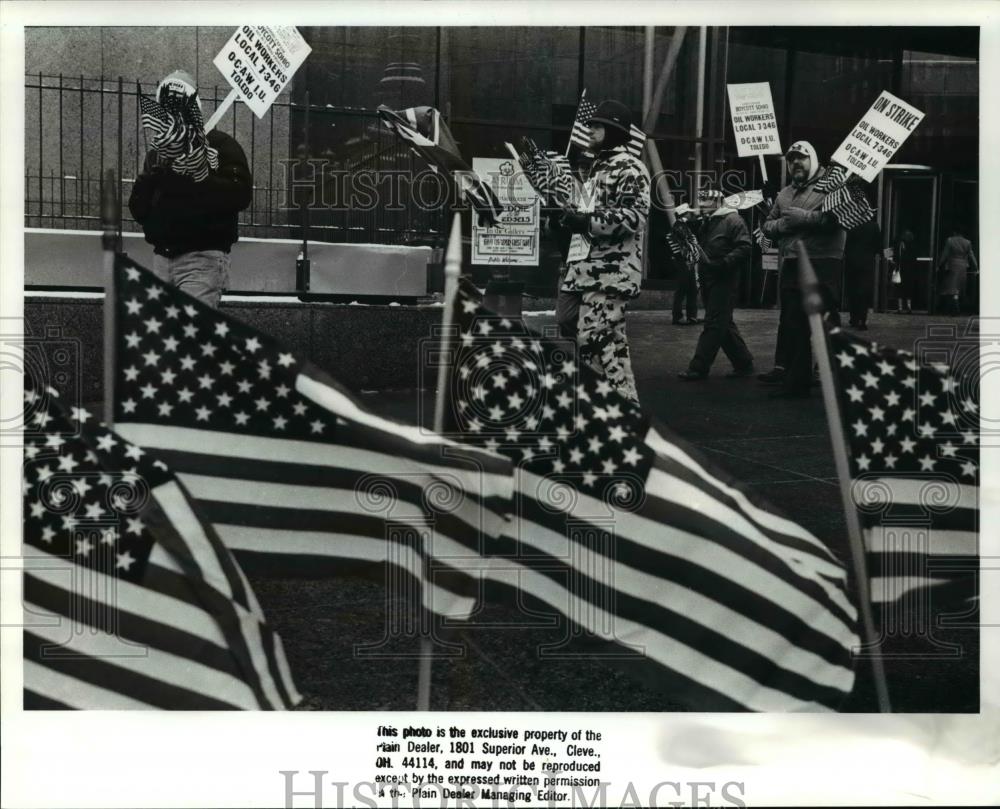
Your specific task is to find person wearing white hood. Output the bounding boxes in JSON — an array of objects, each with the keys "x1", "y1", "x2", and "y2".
[{"x1": 759, "y1": 140, "x2": 845, "y2": 398}]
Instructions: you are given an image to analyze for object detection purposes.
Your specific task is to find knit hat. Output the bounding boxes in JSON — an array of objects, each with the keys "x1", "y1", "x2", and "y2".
[
  {"x1": 785, "y1": 140, "x2": 820, "y2": 180},
  {"x1": 157, "y1": 70, "x2": 199, "y2": 107}
]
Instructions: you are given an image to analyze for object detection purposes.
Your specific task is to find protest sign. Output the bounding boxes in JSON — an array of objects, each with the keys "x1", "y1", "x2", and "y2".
[
  {"x1": 830, "y1": 90, "x2": 925, "y2": 182},
  {"x1": 471, "y1": 157, "x2": 540, "y2": 266},
  {"x1": 727, "y1": 83, "x2": 782, "y2": 158},
  {"x1": 208, "y1": 26, "x2": 311, "y2": 128}
]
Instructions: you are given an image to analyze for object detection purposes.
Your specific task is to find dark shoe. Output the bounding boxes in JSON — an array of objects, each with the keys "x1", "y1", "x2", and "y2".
[
  {"x1": 768, "y1": 387, "x2": 810, "y2": 399},
  {"x1": 687, "y1": 317, "x2": 702, "y2": 325},
  {"x1": 678, "y1": 370, "x2": 708, "y2": 381},
  {"x1": 672, "y1": 317, "x2": 688, "y2": 326},
  {"x1": 757, "y1": 368, "x2": 786, "y2": 385},
  {"x1": 725, "y1": 366, "x2": 755, "y2": 378},
  {"x1": 856, "y1": 323, "x2": 869, "y2": 330}
]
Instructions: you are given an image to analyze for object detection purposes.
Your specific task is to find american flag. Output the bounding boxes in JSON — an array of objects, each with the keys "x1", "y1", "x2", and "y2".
[
  {"x1": 139, "y1": 91, "x2": 219, "y2": 182},
  {"x1": 815, "y1": 165, "x2": 876, "y2": 231},
  {"x1": 445, "y1": 279, "x2": 859, "y2": 711},
  {"x1": 377, "y1": 104, "x2": 503, "y2": 226},
  {"x1": 666, "y1": 221, "x2": 701, "y2": 265},
  {"x1": 111, "y1": 255, "x2": 513, "y2": 623},
  {"x1": 754, "y1": 226, "x2": 774, "y2": 251},
  {"x1": 827, "y1": 325, "x2": 979, "y2": 609},
  {"x1": 568, "y1": 91, "x2": 599, "y2": 151},
  {"x1": 568, "y1": 92, "x2": 647, "y2": 159},
  {"x1": 625, "y1": 123, "x2": 648, "y2": 159},
  {"x1": 22, "y1": 383, "x2": 299, "y2": 709}
]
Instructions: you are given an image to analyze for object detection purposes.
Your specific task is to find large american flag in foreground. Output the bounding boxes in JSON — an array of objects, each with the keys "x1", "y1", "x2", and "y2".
[
  {"x1": 22, "y1": 384, "x2": 298, "y2": 709},
  {"x1": 445, "y1": 279, "x2": 859, "y2": 711},
  {"x1": 828, "y1": 325, "x2": 979, "y2": 609},
  {"x1": 112, "y1": 256, "x2": 513, "y2": 623}
]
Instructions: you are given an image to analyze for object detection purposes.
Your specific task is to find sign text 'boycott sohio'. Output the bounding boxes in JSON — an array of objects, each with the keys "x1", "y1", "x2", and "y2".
[{"x1": 213, "y1": 26, "x2": 311, "y2": 118}]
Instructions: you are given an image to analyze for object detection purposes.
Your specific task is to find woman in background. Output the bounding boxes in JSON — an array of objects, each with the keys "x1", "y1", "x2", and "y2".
[
  {"x1": 892, "y1": 228, "x2": 917, "y2": 313},
  {"x1": 937, "y1": 226, "x2": 979, "y2": 315}
]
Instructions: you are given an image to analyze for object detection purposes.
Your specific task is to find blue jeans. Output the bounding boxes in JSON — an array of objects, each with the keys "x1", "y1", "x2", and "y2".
[{"x1": 152, "y1": 250, "x2": 230, "y2": 308}]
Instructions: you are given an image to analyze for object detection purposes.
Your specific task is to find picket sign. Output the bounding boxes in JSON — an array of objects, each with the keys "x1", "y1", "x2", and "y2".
[
  {"x1": 206, "y1": 25, "x2": 311, "y2": 130},
  {"x1": 830, "y1": 90, "x2": 925, "y2": 183},
  {"x1": 726, "y1": 82, "x2": 782, "y2": 183}
]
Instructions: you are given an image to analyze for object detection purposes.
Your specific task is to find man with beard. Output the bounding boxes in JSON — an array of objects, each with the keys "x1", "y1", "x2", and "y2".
[{"x1": 758, "y1": 141, "x2": 845, "y2": 397}]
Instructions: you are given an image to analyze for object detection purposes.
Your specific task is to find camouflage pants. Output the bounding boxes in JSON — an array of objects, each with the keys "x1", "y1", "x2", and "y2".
[{"x1": 577, "y1": 290, "x2": 638, "y2": 403}]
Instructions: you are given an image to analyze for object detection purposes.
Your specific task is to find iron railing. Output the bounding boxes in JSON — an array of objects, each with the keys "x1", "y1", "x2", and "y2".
[{"x1": 24, "y1": 73, "x2": 447, "y2": 247}]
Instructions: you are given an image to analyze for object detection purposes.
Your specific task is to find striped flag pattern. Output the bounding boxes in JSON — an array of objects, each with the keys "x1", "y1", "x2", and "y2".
[
  {"x1": 377, "y1": 104, "x2": 504, "y2": 226},
  {"x1": 22, "y1": 384, "x2": 299, "y2": 709},
  {"x1": 815, "y1": 165, "x2": 876, "y2": 231},
  {"x1": 626, "y1": 123, "x2": 648, "y2": 159},
  {"x1": 754, "y1": 226, "x2": 774, "y2": 251},
  {"x1": 111, "y1": 255, "x2": 513, "y2": 624},
  {"x1": 568, "y1": 91, "x2": 599, "y2": 151},
  {"x1": 139, "y1": 92, "x2": 219, "y2": 182},
  {"x1": 826, "y1": 325, "x2": 979, "y2": 609},
  {"x1": 666, "y1": 221, "x2": 701, "y2": 265},
  {"x1": 444, "y1": 279, "x2": 859, "y2": 711},
  {"x1": 568, "y1": 91, "x2": 647, "y2": 159}
]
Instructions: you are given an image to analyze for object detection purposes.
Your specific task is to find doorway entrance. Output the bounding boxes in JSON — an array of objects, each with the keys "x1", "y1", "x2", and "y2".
[{"x1": 883, "y1": 171, "x2": 939, "y2": 312}]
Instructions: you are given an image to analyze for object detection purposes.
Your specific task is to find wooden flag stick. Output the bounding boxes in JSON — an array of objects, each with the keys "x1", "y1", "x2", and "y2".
[
  {"x1": 417, "y1": 212, "x2": 463, "y2": 711},
  {"x1": 758, "y1": 154, "x2": 769, "y2": 184},
  {"x1": 101, "y1": 168, "x2": 119, "y2": 427},
  {"x1": 796, "y1": 240, "x2": 891, "y2": 712},
  {"x1": 205, "y1": 87, "x2": 239, "y2": 132},
  {"x1": 565, "y1": 89, "x2": 586, "y2": 158}
]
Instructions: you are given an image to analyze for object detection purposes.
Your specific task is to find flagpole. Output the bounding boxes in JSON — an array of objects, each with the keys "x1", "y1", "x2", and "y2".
[
  {"x1": 205, "y1": 87, "x2": 238, "y2": 133},
  {"x1": 416, "y1": 212, "x2": 462, "y2": 711},
  {"x1": 796, "y1": 240, "x2": 891, "y2": 712},
  {"x1": 101, "y1": 168, "x2": 118, "y2": 427},
  {"x1": 565, "y1": 89, "x2": 585, "y2": 158}
]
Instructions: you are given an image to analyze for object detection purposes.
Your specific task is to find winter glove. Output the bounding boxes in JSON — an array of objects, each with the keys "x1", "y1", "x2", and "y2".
[
  {"x1": 560, "y1": 211, "x2": 591, "y2": 235},
  {"x1": 782, "y1": 207, "x2": 822, "y2": 229}
]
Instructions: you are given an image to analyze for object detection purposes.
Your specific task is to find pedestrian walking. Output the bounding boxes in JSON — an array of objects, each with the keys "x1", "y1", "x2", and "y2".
[
  {"x1": 937, "y1": 226, "x2": 978, "y2": 315},
  {"x1": 677, "y1": 190, "x2": 754, "y2": 380}
]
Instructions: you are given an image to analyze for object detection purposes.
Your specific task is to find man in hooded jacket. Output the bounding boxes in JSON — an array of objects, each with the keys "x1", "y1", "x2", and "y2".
[
  {"x1": 759, "y1": 141, "x2": 845, "y2": 397},
  {"x1": 549, "y1": 100, "x2": 651, "y2": 404},
  {"x1": 129, "y1": 70, "x2": 252, "y2": 308},
  {"x1": 677, "y1": 189, "x2": 754, "y2": 380}
]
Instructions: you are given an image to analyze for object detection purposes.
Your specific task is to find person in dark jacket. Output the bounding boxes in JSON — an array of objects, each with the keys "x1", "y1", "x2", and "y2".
[
  {"x1": 129, "y1": 70, "x2": 252, "y2": 308},
  {"x1": 759, "y1": 140, "x2": 845, "y2": 397},
  {"x1": 845, "y1": 218, "x2": 881, "y2": 329},
  {"x1": 677, "y1": 189, "x2": 754, "y2": 380},
  {"x1": 669, "y1": 204, "x2": 701, "y2": 325}
]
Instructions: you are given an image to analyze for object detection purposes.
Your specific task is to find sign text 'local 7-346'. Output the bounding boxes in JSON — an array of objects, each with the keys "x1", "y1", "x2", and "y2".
[
  {"x1": 831, "y1": 90, "x2": 925, "y2": 182},
  {"x1": 726, "y1": 82, "x2": 782, "y2": 157},
  {"x1": 213, "y1": 26, "x2": 311, "y2": 118}
]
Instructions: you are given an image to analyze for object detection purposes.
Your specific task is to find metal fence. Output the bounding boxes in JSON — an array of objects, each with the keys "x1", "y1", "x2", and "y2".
[{"x1": 24, "y1": 73, "x2": 447, "y2": 246}]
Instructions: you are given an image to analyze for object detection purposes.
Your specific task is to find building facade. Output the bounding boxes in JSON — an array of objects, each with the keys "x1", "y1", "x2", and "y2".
[{"x1": 25, "y1": 26, "x2": 978, "y2": 307}]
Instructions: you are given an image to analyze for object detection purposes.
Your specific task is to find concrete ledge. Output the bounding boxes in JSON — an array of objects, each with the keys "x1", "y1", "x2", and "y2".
[{"x1": 25, "y1": 296, "x2": 444, "y2": 403}]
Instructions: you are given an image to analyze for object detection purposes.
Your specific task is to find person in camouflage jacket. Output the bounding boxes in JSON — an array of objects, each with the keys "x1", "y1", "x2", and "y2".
[{"x1": 525, "y1": 100, "x2": 650, "y2": 403}]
